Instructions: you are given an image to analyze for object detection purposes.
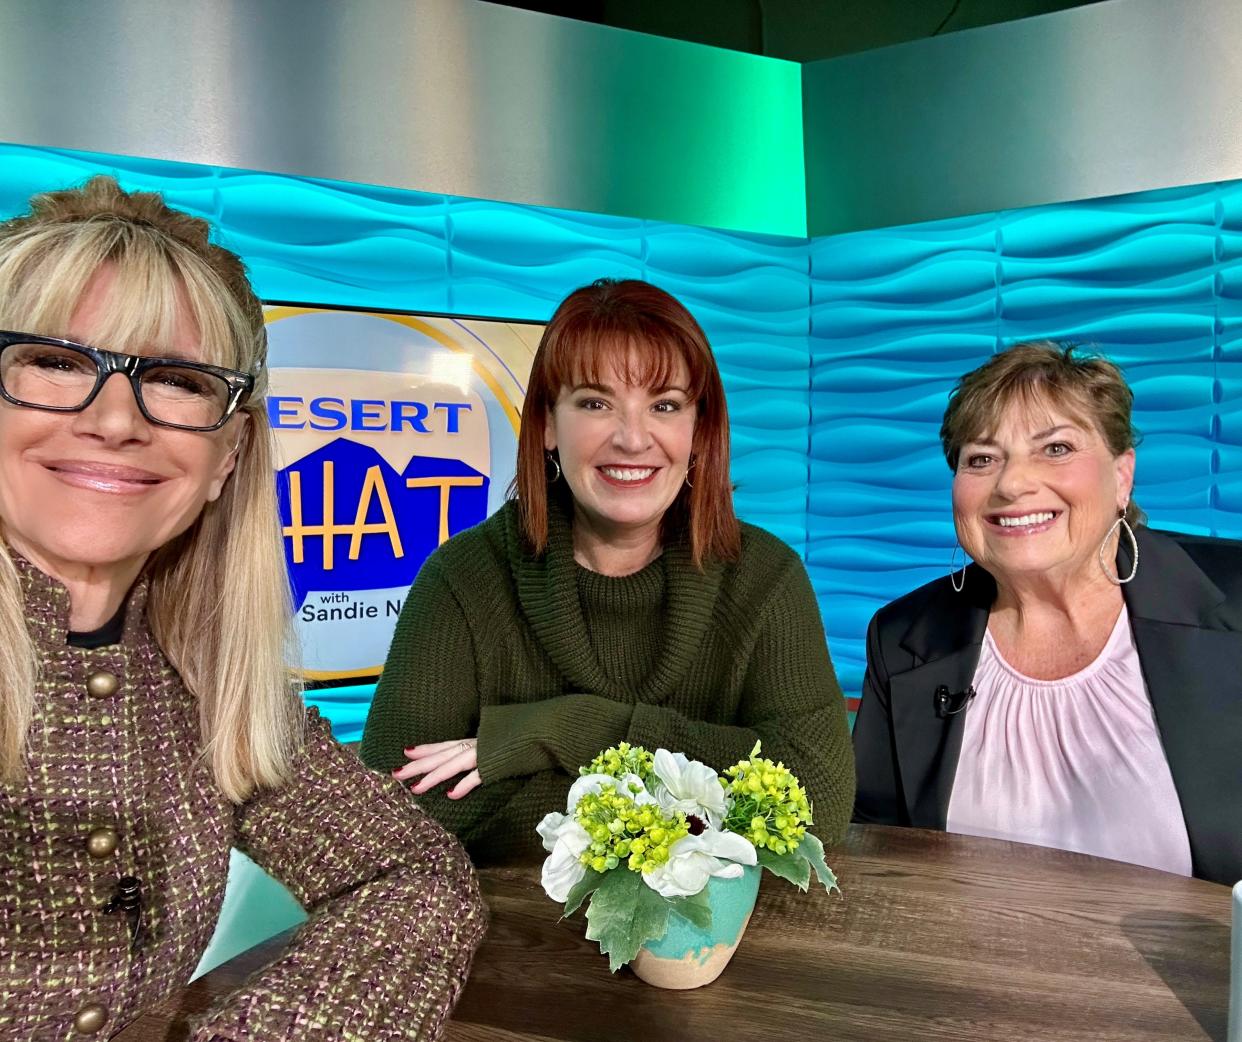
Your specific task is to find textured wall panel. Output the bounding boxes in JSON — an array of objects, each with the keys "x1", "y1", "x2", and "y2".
[
  {"x1": 5, "y1": 144, "x2": 1242, "y2": 727},
  {"x1": 809, "y1": 182, "x2": 1242, "y2": 703},
  {"x1": 645, "y1": 225, "x2": 812, "y2": 551},
  {"x1": 0, "y1": 144, "x2": 811, "y2": 736}
]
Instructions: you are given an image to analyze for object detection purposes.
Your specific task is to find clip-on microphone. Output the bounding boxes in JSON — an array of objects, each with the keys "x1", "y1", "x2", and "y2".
[{"x1": 934, "y1": 684, "x2": 976, "y2": 719}]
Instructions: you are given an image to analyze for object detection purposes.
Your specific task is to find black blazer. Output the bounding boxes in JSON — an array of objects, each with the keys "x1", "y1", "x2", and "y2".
[{"x1": 853, "y1": 526, "x2": 1242, "y2": 885}]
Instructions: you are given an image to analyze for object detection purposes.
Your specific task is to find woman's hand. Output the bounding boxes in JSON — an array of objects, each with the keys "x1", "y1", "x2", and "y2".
[{"x1": 392, "y1": 738, "x2": 481, "y2": 799}]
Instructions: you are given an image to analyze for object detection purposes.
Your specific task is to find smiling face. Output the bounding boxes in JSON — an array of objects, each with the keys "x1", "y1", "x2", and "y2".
[
  {"x1": 0, "y1": 265, "x2": 243, "y2": 584},
  {"x1": 544, "y1": 353, "x2": 696, "y2": 551},
  {"x1": 951, "y1": 398, "x2": 1135, "y2": 589}
]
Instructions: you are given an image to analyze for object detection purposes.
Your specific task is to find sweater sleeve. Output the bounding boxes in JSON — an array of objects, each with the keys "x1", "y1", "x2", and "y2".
[
  {"x1": 623, "y1": 557, "x2": 855, "y2": 845},
  {"x1": 190, "y1": 709, "x2": 486, "y2": 1042},
  {"x1": 358, "y1": 554, "x2": 576, "y2": 863},
  {"x1": 475, "y1": 694, "x2": 633, "y2": 782},
  {"x1": 359, "y1": 555, "x2": 480, "y2": 774}
]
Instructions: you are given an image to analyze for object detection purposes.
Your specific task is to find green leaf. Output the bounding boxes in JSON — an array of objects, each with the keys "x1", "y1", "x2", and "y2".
[
  {"x1": 798, "y1": 833, "x2": 840, "y2": 894},
  {"x1": 561, "y1": 868, "x2": 605, "y2": 919},
  {"x1": 584, "y1": 869, "x2": 671, "y2": 972},
  {"x1": 667, "y1": 888, "x2": 713, "y2": 931},
  {"x1": 756, "y1": 846, "x2": 811, "y2": 891}
]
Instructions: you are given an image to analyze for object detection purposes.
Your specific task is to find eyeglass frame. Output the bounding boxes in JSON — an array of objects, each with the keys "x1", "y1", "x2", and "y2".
[{"x1": 0, "y1": 330, "x2": 256, "y2": 433}]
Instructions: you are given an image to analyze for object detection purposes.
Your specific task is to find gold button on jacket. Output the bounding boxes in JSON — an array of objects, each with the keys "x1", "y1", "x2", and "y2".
[
  {"x1": 86, "y1": 671, "x2": 119, "y2": 698},
  {"x1": 85, "y1": 826, "x2": 118, "y2": 859},
  {"x1": 72, "y1": 1002, "x2": 107, "y2": 1034}
]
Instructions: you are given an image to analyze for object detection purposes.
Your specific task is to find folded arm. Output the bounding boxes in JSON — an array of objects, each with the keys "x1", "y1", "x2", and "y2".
[
  {"x1": 473, "y1": 557, "x2": 855, "y2": 845},
  {"x1": 192, "y1": 710, "x2": 486, "y2": 1042}
]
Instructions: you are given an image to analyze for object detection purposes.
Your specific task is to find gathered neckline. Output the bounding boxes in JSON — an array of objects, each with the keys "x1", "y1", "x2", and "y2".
[{"x1": 983, "y1": 603, "x2": 1131, "y2": 688}]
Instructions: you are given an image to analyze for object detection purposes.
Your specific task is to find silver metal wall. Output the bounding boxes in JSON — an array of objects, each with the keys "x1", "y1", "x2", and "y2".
[
  {"x1": 0, "y1": 0, "x2": 806, "y2": 236},
  {"x1": 4, "y1": 0, "x2": 1241, "y2": 237},
  {"x1": 803, "y1": 0, "x2": 1242, "y2": 235}
]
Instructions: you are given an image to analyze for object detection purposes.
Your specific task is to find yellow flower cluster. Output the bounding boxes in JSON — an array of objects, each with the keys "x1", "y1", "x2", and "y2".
[
  {"x1": 721, "y1": 747, "x2": 812, "y2": 856},
  {"x1": 574, "y1": 783, "x2": 689, "y2": 875},
  {"x1": 582, "y1": 742, "x2": 655, "y2": 784}
]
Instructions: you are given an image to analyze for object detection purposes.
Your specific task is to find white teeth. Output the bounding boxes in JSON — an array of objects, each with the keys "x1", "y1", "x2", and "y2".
[
  {"x1": 996, "y1": 512, "x2": 1055, "y2": 528},
  {"x1": 601, "y1": 467, "x2": 654, "y2": 482}
]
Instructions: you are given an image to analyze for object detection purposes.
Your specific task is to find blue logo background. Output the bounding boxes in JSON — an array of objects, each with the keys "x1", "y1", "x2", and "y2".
[{"x1": 276, "y1": 437, "x2": 489, "y2": 610}]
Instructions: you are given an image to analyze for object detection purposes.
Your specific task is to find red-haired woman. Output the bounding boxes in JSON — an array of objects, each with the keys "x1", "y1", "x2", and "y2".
[{"x1": 360, "y1": 279, "x2": 854, "y2": 863}]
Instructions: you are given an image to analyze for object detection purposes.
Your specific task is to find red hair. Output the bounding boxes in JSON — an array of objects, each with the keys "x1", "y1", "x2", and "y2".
[{"x1": 513, "y1": 279, "x2": 740, "y2": 568}]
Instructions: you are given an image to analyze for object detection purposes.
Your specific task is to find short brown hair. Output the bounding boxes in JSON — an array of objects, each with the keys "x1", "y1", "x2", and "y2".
[
  {"x1": 513, "y1": 279, "x2": 740, "y2": 567},
  {"x1": 940, "y1": 340, "x2": 1142, "y2": 524}
]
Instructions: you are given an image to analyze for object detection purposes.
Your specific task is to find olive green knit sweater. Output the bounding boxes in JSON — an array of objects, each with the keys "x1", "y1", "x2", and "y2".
[{"x1": 360, "y1": 499, "x2": 855, "y2": 864}]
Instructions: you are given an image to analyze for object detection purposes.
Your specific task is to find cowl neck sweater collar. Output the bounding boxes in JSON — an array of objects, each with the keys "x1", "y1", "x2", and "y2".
[{"x1": 506, "y1": 497, "x2": 723, "y2": 705}]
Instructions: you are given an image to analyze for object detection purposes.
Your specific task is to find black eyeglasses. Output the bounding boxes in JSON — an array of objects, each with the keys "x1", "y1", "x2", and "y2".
[{"x1": 0, "y1": 331, "x2": 255, "y2": 433}]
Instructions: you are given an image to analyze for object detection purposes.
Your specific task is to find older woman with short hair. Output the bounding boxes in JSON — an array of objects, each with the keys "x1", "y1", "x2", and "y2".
[
  {"x1": 361, "y1": 278, "x2": 855, "y2": 863},
  {"x1": 853, "y1": 341, "x2": 1242, "y2": 884},
  {"x1": 0, "y1": 176, "x2": 484, "y2": 1040}
]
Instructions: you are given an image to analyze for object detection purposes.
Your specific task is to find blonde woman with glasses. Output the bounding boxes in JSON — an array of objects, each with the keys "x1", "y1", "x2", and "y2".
[{"x1": 0, "y1": 177, "x2": 484, "y2": 1041}]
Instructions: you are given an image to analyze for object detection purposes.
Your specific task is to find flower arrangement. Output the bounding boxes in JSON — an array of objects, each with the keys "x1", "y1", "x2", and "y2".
[{"x1": 538, "y1": 741, "x2": 838, "y2": 974}]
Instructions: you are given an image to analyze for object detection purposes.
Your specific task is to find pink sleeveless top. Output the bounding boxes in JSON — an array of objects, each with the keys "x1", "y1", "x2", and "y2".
[{"x1": 946, "y1": 604, "x2": 1193, "y2": 876}]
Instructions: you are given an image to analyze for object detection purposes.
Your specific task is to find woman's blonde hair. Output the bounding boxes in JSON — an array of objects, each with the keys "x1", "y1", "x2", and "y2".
[
  {"x1": 940, "y1": 339, "x2": 1143, "y2": 526},
  {"x1": 0, "y1": 175, "x2": 302, "y2": 801}
]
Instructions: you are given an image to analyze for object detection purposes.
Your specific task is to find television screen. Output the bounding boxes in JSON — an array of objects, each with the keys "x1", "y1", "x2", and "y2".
[{"x1": 264, "y1": 304, "x2": 543, "y2": 686}]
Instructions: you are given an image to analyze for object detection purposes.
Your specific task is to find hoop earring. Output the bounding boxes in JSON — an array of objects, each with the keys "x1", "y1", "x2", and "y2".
[
  {"x1": 1099, "y1": 509, "x2": 1138, "y2": 585},
  {"x1": 949, "y1": 544, "x2": 967, "y2": 593},
  {"x1": 684, "y1": 454, "x2": 697, "y2": 489},
  {"x1": 545, "y1": 451, "x2": 561, "y2": 484}
]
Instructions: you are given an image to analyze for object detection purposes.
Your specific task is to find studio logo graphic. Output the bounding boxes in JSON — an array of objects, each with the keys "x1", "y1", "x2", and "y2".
[{"x1": 265, "y1": 307, "x2": 538, "y2": 681}]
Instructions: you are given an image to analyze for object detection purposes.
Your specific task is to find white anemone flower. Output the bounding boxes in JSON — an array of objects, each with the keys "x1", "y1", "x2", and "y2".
[
  {"x1": 537, "y1": 772, "x2": 655, "y2": 903},
  {"x1": 566, "y1": 771, "x2": 654, "y2": 810},
  {"x1": 642, "y1": 829, "x2": 758, "y2": 898},
  {"x1": 536, "y1": 812, "x2": 591, "y2": 902},
  {"x1": 649, "y1": 749, "x2": 729, "y2": 829}
]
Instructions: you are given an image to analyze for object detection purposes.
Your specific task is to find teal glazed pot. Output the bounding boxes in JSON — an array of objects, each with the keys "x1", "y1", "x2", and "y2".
[{"x1": 631, "y1": 865, "x2": 761, "y2": 989}]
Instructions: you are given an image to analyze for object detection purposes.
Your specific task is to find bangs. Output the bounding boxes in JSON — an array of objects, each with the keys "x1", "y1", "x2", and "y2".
[
  {"x1": 516, "y1": 277, "x2": 740, "y2": 565},
  {"x1": 1, "y1": 221, "x2": 246, "y2": 371},
  {"x1": 958, "y1": 375, "x2": 1098, "y2": 449},
  {"x1": 542, "y1": 323, "x2": 710, "y2": 401}
]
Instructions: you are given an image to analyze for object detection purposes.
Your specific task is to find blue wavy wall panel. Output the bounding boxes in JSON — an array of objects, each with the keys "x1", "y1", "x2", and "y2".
[
  {"x1": 1216, "y1": 188, "x2": 1242, "y2": 534},
  {"x1": 809, "y1": 184, "x2": 1240, "y2": 700},
  {"x1": 641, "y1": 226, "x2": 811, "y2": 550},
  {"x1": 0, "y1": 144, "x2": 812, "y2": 737},
  {"x1": 235, "y1": 166, "x2": 810, "y2": 554},
  {"x1": 6, "y1": 143, "x2": 1242, "y2": 724}
]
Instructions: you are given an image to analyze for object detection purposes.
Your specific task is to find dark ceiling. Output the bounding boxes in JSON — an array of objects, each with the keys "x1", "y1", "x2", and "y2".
[{"x1": 486, "y1": 0, "x2": 1104, "y2": 62}]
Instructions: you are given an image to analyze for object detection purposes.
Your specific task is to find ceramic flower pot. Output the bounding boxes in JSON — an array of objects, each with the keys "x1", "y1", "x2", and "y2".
[{"x1": 631, "y1": 865, "x2": 761, "y2": 989}]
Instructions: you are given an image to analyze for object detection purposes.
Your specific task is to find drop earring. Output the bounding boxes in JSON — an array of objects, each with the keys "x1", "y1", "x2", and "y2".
[
  {"x1": 949, "y1": 544, "x2": 967, "y2": 593},
  {"x1": 1099, "y1": 507, "x2": 1138, "y2": 584}
]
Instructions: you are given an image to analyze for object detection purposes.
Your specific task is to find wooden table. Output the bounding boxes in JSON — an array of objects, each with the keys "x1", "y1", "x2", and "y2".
[{"x1": 116, "y1": 824, "x2": 1233, "y2": 1041}]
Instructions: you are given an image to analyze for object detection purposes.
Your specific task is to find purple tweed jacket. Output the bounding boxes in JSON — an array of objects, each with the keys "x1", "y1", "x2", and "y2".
[{"x1": 0, "y1": 558, "x2": 486, "y2": 1041}]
